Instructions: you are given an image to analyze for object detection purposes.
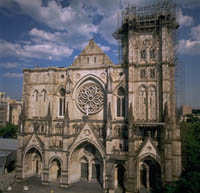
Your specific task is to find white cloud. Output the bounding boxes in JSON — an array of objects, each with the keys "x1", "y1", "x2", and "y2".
[
  {"x1": 191, "y1": 25, "x2": 200, "y2": 40},
  {"x1": 29, "y1": 28, "x2": 99, "y2": 51},
  {"x1": 97, "y1": 44, "x2": 111, "y2": 52},
  {"x1": 12, "y1": 0, "x2": 97, "y2": 36},
  {"x1": 2, "y1": 72, "x2": 23, "y2": 78},
  {"x1": 0, "y1": 62, "x2": 19, "y2": 68},
  {"x1": 179, "y1": 39, "x2": 200, "y2": 55},
  {"x1": 98, "y1": 12, "x2": 118, "y2": 45},
  {"x1": 179, "y1": 24, "x2": 200, "y2": 55},
  {"x1": 0, "y1": 0, "x2": 125, "y2": 46},
  {"x1": 0, "y1": 39, "x2": 73, "y2": 60},
  {"x1": 29, "y1": 28, "x2": 57, "y2": 41},
  {"x1": 178, "y1": 9, "x2": 193, "y2": 27},
  {"x1": 0, "y1": 0, "x2": 199, "y2": 51}
]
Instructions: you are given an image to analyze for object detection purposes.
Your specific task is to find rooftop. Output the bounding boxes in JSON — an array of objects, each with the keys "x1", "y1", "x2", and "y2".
[{"x1": 0, "y1": 138, "x2": 17, "y2": 151}]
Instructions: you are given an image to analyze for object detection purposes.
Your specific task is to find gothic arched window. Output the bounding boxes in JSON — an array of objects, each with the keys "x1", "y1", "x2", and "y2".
[
  {"x1": 148, "y1": 86, "x2": 157, "y2": 121},
  {"x1": 41, "y1": 90, "x2": 47, "y2": 102},
  {"x1": 140, "y1": 69, "x2": 146, "y2": 79},
  {"x1": 117, "y1": 87, "x2": 125, "y2": 117},
  {"x1": 141, "y1": 49, "x2": 146, "y2": 60},
  {"x1": 150, "y1": 48, "x2": 155, "y2": 59},
  {"x1": 139, "y1": 86, "x2": 147, "y2": 120},
  {"x1": 150, "y1": 69, "x2": 155, "y2": 79},
  {"x1": 34, "y1": 90, "x2": 39, "y2": 102},
  {"x1": 59, "y1": 88, "x2": 65, "y2": 116}
]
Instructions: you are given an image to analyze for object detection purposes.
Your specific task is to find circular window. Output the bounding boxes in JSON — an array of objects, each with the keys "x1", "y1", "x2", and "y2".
[{"x1": 77, "y1": 83, "x2": 104, "y2": 115}]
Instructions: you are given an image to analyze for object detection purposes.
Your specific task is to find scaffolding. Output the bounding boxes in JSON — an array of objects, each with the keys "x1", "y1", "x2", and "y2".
[
  {"x1": 113, "y1": 0, "x2": 183, "y2": 122},
  {"x1": 114, "y1": 0, "x2": 177, "y2": 35}
]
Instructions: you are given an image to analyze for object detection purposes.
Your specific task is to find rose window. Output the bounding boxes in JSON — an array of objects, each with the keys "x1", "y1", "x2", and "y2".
[{"x1": 77, "y1": 83, "x2": 104, "y2": 114}]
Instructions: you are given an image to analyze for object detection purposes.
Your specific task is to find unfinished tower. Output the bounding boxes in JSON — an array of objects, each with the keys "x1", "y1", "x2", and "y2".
[{"x1": 114, "y1": 0, "x2": 181, "y2": 192}]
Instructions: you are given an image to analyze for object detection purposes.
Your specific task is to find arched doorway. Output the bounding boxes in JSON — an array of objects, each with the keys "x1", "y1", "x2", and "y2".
[
  {"x1": 69, "y1": 142, "x2": 103, "y2": 185},
  {"x1": 139, "y1": 156, "x2": 162, "y2": 193},
  {"x1": 23, "y1": 147, "x2": 42, "y2": 178},
  {"x1": 114, "y1": 163, "x2": 126, "y2": 193},
  {"x1": 49, "y1": 158, "x2": 61, "y2": 182},
  {"x1": 80, "y1": 156, "x2": 89, "y2": 180}
]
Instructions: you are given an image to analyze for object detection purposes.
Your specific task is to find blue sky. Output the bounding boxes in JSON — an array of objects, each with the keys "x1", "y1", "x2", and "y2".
[{"x1": 0, "y1": 0, "x2": 200, "y2": 108}]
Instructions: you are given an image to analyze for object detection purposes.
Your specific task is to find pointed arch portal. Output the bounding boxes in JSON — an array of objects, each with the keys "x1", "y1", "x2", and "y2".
[
  {"x1": 114, "y1": 163, "x2": 126, "y2": 193},
  {"x1": 23, "y1": 147, "x2": 43, "y2": 178},
  {"x1": 69, "y1": 141, "x2": 103, "y2": 186},
  {"x1": 49, "y1": 158, "x2": 62, "y2": 182},
  {"x1": 139, "y1": 156, "x2": 162, "y2": 193}
]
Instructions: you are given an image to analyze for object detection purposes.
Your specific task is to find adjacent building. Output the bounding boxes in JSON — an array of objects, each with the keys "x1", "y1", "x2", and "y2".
[
  {"x1": 0, "y1": 138, "x2": 17, "y2": 175},
  {"x1": 181, "y1": 105, "x2": 200, "y2": 122},
  {"x1": 0, "y1": 92, "x2": 22, "y2": 127},
  {"x1": 0, "y1": 92, "x2": 10, "y2": 127},
  {"x1": 16, "y1": 1, "x2": 182, "y2": 193}
]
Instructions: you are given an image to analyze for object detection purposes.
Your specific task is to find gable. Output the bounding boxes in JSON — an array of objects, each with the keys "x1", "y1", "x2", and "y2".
[
  {"x1": 69, "y1": 123, "x2": 105, "y2": 157},
  {"x1": 24, "y1": 133, "x2": 44, "y2": 151},
  {"x1": 72, "y1": 39, "x2": 113, "y2": 66},
  {"x1": 138, "y1": 138, "x2": 160, "y2": 162}
]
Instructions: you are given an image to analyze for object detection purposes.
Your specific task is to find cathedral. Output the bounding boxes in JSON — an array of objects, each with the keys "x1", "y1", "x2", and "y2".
[{"x1": 16, "y1": 1, "x2": 182, "y2": 193}]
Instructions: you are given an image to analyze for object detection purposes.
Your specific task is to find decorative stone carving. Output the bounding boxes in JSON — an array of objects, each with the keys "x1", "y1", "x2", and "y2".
[
  {"x1": 84, "y1": 129, "x2": 91, "y2": 136},
  {"x1": 66, "y1": 69, "x2": 72, "y2": 92},
  {"x1": 100, "y1": 72, "x2": 106, "y2": 79},
  {"x1": 77, "y1": 83, "x2": 104, "y2": 114}
]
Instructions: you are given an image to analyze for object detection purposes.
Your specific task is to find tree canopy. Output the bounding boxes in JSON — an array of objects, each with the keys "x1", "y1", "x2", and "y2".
[
  {"x1": 0, "y1": 122, "x2": 18, "y2": 138},
  {"x1": 164, "y1": 118, "x2": 200, "y2": 193}
]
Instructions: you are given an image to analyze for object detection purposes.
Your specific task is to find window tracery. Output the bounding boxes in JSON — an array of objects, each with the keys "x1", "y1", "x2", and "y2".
[
  {"x1": 41, "y1": 90, "x2": 47, "y2": 102},
  {"x1": 33, "y1": 90, "x2": 39, "y2": 102},
  {"x1": 139, "y1": 86, "x2": 147, "y2": 120},
  {"x1": 150, "y1": 48, "x2": 155, "y2": 59},
  {"x1": 59, "y1": 88, "x2": 65, "y2": 117},
  {"x1": 77, "y1": 83, "x2": 104, "y2": 114},
  {"x1": 141, "y1": 49, "x2": 146, "y2": 59},
  {"x1": 117, "y1": 87, "x2": 125, "y2": 117},
  {"x1": 150, "y1": 69, "x2": 155, "y2": 79}
]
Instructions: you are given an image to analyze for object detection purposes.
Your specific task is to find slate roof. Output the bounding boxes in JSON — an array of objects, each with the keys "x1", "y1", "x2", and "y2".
[{"x1": 0, "y1": 138, "x2": 17, "y2": 151}]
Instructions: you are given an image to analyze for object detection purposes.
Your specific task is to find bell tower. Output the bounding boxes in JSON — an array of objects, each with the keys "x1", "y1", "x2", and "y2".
[{"x1": 114, "y1": 0, "x2": 181, "y2": 192}]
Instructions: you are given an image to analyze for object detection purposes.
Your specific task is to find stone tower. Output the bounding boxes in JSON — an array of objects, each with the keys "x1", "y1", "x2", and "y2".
[
  {"x1": 113, "y1": 1, "x2": 181, "y2": 192},
  {"x1": 16, "y1": 1, "x2": 181, "y2": 193}
]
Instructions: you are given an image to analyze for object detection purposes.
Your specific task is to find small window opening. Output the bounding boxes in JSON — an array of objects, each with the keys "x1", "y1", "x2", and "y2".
[{"x1": 141, "y1": 50, "x2": 146, "y2": 59}]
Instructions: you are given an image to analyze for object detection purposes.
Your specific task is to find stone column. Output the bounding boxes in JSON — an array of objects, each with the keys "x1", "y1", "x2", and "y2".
[
  {"x1": 60, "y1": 152, "x2": 69, "y2": 188},
  {"x1": 88, "y1": 160, "x2": 92, "y2": 182},
  {"x1": 114, "y1": 167, "x2": 118, "y2": 188},
  {"x1": 42, "y1": 168, "x2": 50, "y2": 185},
  {"x1": 42, "y1": 151, "x2": 50, "y2": 185},
  {"x1": 127, "y1": 131, "x2": 138, "y2": 193},
  {"x1": 16, "y1": 136, "x2": 24, "y2": 181},
  {"x1": 104, "y1": 159, "x2": 113, "y2": 193},
  {"x1": 146, "y1": 167, "x2": 150, "y2": 191},
  {"x1": 172, "y1": 124, "x2": 182, "y2": 180}
]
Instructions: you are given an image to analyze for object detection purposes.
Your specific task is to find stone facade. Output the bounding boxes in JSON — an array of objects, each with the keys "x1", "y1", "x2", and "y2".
[
  {"x1": 0, "y1": 92, "x2": 22, "y2": 127},
  {"x1": 16, "y1": 3, "x2": 181, "y2": 193},
  {"x1": 10, "y1": 101, "x2": 22, "y2": 126}
]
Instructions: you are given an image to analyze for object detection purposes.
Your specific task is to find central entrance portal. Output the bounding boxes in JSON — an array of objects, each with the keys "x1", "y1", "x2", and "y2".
[{"x1": 69, "y1": 142, "x2": 103, "y2": 185}]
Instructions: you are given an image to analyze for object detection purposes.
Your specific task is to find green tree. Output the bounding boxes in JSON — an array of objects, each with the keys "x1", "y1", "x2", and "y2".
[
  {"x1": 0, "y1": 122, "x2": 18, "y2": 138},
  {"x1": 164, "y1": 119, "x2": 200, "y2": 193}
]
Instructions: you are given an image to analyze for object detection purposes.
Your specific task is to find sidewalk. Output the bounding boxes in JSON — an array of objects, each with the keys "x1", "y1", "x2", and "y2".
[{"x1": 4, "y1": 176, "x2": 103, "y2": 193}]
